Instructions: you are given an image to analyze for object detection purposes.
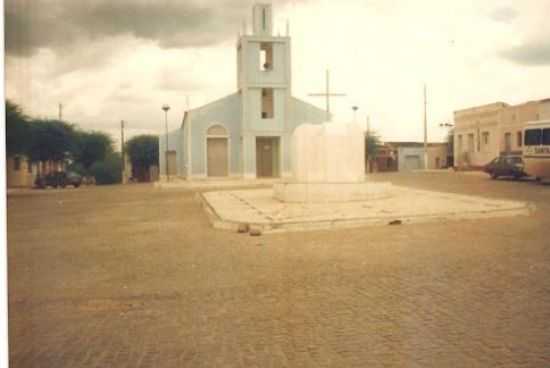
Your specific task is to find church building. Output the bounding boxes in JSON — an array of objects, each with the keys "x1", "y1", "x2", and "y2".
[{"x1": 159, "y1": 3, "x2": 327, "y2": 180}]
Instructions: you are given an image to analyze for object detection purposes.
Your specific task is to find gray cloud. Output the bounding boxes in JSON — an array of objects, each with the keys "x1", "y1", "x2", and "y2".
[
  {"x1": 500, "y1": 40, "x2": 550, "y2": 66},
  {"x1": 157, "y1": 73, "x2": 206, "y2": 92},
  {"x1": 489, "y1": 7, "x2": 518, "y2": 23},
  {"x1": 6, "y1": 0, "x2": 299, "y2": 58}
]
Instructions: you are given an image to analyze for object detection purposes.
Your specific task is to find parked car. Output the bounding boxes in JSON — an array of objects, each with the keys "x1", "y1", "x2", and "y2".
[
  {"x1": 483, "y1": 155, "x2": 527, "y2": 180},
  {"x1": 35, "y1": 171, "x2": 83, "y2": 189}
]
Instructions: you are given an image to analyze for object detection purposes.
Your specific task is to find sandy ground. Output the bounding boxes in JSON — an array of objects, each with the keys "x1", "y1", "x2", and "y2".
[{"x1": 7, "y1": 171, "x2": 550, "y2": 367}]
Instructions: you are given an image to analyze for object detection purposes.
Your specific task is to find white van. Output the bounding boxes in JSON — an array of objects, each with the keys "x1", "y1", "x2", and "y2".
[{"x1": 523, "y1": 120, "x2": 550, "y2": 181}]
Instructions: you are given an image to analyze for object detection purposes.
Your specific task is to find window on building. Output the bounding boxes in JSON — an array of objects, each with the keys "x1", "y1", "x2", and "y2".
[
  {"x1": 482, "y1": 132, "x2": 490, "y2": 145},
  {"x1": 517, "y1": 131, "x2": 523, "y2": 147},
  {"x1": 543, "y1": 128, "x2": 550, "y2": 145},
  {"x1": 467, "y1": 134, "x2": 474, "y2": 152},
  {"x1": 259, "y1": 43, "x2": 273, "y2": 71},
  {"x1": 525, "y1": 129, "x2": 541, "y2": 146},
  {"x1": 457, "y1": 135, "x2": 463, "y2": 151},
  {"x1": 13, "y1": 157, "x2": 21, "y2": 171},
  {"x1": 261, "y1": 88, "x2": 274, "y2": 119},
  {"x1": 504, "y1": 132, "x2": 512, "y2": 152}
]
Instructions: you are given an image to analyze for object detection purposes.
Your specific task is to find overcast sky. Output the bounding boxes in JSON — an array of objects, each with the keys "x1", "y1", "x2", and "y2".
[{"x1": 5, "y1": 0, "x2": 550, "y2": 147}]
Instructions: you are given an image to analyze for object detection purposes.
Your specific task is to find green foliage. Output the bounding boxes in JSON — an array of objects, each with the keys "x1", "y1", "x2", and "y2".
[
  {"x1": 365, "y1": 131, "x2": 382, "y2": 159},
  {"x1": 27, "y1": 119, "x2": 77, "y2": 162},
  {"x1": 6, "y1": 100, "x2": 31, "y2": 156},
  {"x1": 74, "y1": 130, "x2": 113, "y2": 170},
  {"x1": 89, "y1": 152, "x2": 122, "y2": 185},
  {"x1": 67, "y1": 161, "x2": 87, "y2": 176},
  {"x1": 126, "y1": 135, "x2": 159, "y2": 170},
  {"x1": 6, "y1": 100, "x2": 117, "y2": 178}
]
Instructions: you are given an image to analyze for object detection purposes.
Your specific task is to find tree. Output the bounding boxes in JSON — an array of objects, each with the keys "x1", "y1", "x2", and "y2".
[
  {"x1": 365, "y1": 131, "x2": 382, "y2": 173},
  {"x1": 6, "y1": 100, "x2": 31, "y2": 156},
  {"x1": 89, "y1": 152, "x2": 122, "y2": 185},
  {"x1": 27, "y1": 119, "x2": 77, "y2": 162},
  {"x1": 74, "y1": 130, "x2": 113, "y2": 172},
  {"x1": 365, "y1": 131, "x2": 382, "y2": 160},
  {"x1": 126, "y1": 135, "x2": 159, "y2": 173}
]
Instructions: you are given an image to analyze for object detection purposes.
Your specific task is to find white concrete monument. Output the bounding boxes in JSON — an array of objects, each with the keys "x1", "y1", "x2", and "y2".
[{"x1": 274, "y1": 121, "x2": 392, "y2": 203}]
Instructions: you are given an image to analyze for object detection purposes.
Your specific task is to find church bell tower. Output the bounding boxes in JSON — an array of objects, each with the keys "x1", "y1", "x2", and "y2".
[{"x1": 237, "y1": 3, "x2": 292, "y2": 178}]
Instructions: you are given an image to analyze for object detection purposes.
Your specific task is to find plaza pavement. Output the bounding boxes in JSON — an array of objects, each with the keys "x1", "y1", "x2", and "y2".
[{"x1": 7, "y1": 171, "x2": 550, "y2": 367}]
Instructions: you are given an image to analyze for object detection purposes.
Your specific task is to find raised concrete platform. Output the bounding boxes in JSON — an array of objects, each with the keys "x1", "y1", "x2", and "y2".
[
  {"x1": 274, "y1": 181, "x2": 393, "y2": 203},
  {"x1": 200, "y1": 186, "x2": 534, "y2": 233},
  {"x1": 155, "y1": 178, "x2": 281, "y2": 190}
]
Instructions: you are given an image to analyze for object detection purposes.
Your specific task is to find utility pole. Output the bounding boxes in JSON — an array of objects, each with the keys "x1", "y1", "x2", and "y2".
[
  {"x1": 162, "y1": 105, "x2": 171, "y2": 182},
  {"x1": 308, "y1": 69, "x2": 346, "y2": 122},
  {"x1": 58, "y1": 103, "x2": 63, "y2": 120},
  {"x1": 121, "y1": 120, "x2": 126, "y2": 184},
  {"x1": 423, "y1": 84, "x2": 428, "y2": 170}
]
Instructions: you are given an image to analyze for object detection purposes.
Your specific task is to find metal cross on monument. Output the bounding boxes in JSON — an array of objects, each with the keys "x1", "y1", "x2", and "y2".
[{"x1": 308, "y1": 69, "x2": 347, "y2": 121}]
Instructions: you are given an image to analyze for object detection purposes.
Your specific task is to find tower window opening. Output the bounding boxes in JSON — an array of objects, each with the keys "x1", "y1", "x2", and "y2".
[
  {"x1": 261, "y1": 88, "x2": 274, "y2": 119},
  {"x1": 259, "y1": 43, "x2": 273, "y2": 71}
]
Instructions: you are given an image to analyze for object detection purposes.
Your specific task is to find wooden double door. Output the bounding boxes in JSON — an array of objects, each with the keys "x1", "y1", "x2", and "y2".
[
  {"x1": 207, "y1": 138, "x2": 229, "y2": 177},
  {"x1": 256, "y1": 137, "x2": 280, "y2": 178}
]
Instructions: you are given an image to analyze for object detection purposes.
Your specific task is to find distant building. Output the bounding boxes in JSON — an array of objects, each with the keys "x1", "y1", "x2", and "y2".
[
  {"x1": 453, "y1": 98, "x2": 550, "y2": 169},
  {"x1": 6, "y1": 156, "x2": 70, "y2": 188},
  {"x1": 385, "y1": 142, "x2": 449, "y2": 171},
  {"x1": 6, "y1": 155, "x2": 35, "y2": 188},
  {"x1": 160, "y1": 4, "x2": 326, "y2": 181},
  {"x1": 365, "y1": 142, "x2": 398, "y2": 173}
]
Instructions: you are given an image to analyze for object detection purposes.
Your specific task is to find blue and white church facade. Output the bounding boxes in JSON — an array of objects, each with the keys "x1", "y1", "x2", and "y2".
[{"x1": 159, "y1": 3, "x2": 327, "y2": 180}]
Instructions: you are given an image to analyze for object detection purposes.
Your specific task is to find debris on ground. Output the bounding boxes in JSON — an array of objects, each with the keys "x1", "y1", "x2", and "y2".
[
  {"x1": 237, "y1": 223, "x2": 250, "y2": 233},
  {"x1": 249, "y1": 227, "x2": 262, "y2": 236}
]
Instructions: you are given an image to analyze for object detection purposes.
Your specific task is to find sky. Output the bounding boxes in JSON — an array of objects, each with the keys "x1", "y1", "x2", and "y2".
[{"x1": 5, "y1": 0, "x2": 550, "y2": 148}]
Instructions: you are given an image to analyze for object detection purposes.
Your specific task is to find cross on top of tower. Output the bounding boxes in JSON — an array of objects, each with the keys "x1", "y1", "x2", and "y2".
[{"x1": 252, "y1": 3, "x2": 273, "y2": 36}]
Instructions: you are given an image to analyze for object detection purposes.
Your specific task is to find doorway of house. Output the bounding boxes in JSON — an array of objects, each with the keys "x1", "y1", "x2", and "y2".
[
  {"x1": 207, "y1": 137, "x2": 229, "y2": 177},
  {"x1": 256, "y1": 137, "x2": 280, "y2": 178},
  {"x1": 404, "y1": 155, "x2": 422, "y2": 171}
]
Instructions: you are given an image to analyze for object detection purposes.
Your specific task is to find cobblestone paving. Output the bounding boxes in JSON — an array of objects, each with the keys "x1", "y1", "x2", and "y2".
[{"x1": 7, "y1": 173, "x2": 550, "y2": 367}]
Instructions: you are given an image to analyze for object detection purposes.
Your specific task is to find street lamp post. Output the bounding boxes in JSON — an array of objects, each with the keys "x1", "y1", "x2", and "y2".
[
  {"x1": 162, "y1": 104, "x2": 170, "y2": 182},
  {"x1": 121, "y1": 120, "x2": 126, "y2": 184},
  {"x1": 423, "y1": 84, "x2": 428, "y2": 170}
]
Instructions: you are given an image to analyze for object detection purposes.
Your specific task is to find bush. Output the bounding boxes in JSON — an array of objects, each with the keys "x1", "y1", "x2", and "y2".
[
  {"x1": 89, "y1": 153, "x2": 122, "y2": 185},
  {"x1": 67, "y1": 162, "x2": 87, "y2": 176}
]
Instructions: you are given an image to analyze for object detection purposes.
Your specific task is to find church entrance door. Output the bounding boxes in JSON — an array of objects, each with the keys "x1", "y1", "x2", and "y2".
[
  {"x1": 207, "y1": 138, "x2": 229, "y2": 177},
  {"x1": 256, "y1": 137, "x2": 280, "y2": 178}
]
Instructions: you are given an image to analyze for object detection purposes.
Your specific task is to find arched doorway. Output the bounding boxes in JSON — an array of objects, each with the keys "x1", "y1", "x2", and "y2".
[{"x1": 206, "y1": 125, "x2": 229, "y2": 177}]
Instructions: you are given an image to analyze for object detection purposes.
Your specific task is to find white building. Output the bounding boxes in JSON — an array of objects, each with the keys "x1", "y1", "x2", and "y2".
[{"x1": 159, "y1": 3, "x2": 327, "y2": 180}]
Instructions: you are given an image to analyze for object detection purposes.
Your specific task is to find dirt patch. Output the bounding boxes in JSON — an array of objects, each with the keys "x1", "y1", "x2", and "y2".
[{"x1": 78, "y1": 299, "x2": 143, "y2": 313}]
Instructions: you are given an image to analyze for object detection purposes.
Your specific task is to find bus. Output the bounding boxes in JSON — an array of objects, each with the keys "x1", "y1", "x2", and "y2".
[{"x1": 523, "y1": 120, "x2": 550, "y2": 181}]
